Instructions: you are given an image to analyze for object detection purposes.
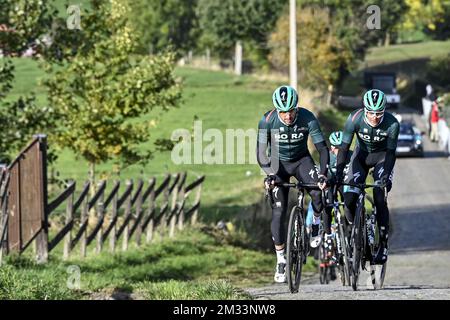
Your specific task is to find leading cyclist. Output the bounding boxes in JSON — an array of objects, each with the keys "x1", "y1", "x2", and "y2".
[
  {"x1": 335, "y1": 89, "x2": 400, "y2": 264},
  {"x1": 257, "y1": 85, "x2": 329, "y2": 283}
]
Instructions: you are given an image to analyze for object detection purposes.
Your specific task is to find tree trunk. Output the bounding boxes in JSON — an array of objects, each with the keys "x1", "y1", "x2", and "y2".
[
  {"x1": 206, "y1": 48, "x2": 210, "y2": 67},
  {"x1": 327, "y1": 84, "x2": 334, "y2": 106},
  {"x1": 234, "y1": 41, "x2": 242, "y2": 76},
  {"x1": 89, "y1": 162, "x2": 96, "y2": 193},
  {"x1": 384, "y1": 32, "x2": 391, "y2": 47}
]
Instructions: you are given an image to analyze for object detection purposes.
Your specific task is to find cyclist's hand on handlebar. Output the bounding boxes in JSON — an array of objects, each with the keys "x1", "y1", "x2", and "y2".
[
  {"x1": 264, "y1": 175, "x2": 281, "y2": 189},
  {"x1": 377, "y1": 174, "x2": 392, "y2": 191},
  {"x1": 317, "y1": 174, "x2": 328, "y2": 190}
]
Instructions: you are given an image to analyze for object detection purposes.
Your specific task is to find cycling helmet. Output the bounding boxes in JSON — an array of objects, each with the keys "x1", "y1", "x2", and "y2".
[
  {"x1": 363, "y1": 89, "x2": 386, "y2": 112},
  {"x1": 272, "y1": 85, "x2": 298, "y2": 112},
  {"x1": 329, "y1": 131, "x2": 343, "y2": 147}
]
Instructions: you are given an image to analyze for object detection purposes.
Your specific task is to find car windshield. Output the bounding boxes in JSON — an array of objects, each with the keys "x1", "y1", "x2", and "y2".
[{"x1": 400, "y1": 125, "x2": 414, "y2": 135}]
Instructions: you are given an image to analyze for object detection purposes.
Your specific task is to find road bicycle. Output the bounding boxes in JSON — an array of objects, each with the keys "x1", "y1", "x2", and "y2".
[{"x1": 342, "y1": 181, "x2": 388, "y2": 291}]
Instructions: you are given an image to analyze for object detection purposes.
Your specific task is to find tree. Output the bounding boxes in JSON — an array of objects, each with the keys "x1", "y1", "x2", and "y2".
[
  {"x1": 0, "y1": 0, "x2": 58, "y2": 162},
  {"x1": 44, "y1": 0, "x2": 182, "y2": 183},
  {"x1": 377, "y1": 0, "x2": 408, "y2": 46},
  {"x1": 197, "y1": 0, "x2": 285, "y2": 74},
  {"x1": 401, "y1": 0, "x2": 450, "y2": 40},
  {"x1": 128, "y1": 0, "x2": 200, "y2": 55},
  {"x1": 269, "y1": 6, "x2": 354, "y2": 102}
]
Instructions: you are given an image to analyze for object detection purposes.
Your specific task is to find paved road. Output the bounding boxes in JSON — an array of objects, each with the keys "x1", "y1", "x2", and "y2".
[{"x1": 246, "y1": 110, "x2": 450, "y2": 300}]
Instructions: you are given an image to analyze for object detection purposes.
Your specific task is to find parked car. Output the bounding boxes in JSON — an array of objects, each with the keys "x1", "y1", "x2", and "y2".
[{"x1": 396, "y1": 121, "x2": 424, "y2": 157}]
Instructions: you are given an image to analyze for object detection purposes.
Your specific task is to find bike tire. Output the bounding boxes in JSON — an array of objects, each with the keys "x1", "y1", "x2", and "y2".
[
  {"x1": 286, "y1": 206, "x2": 305, "y2": 293},
  {"x1": 338, "y1": 221, "x2": 351, "y2": 286},
  {"x1": 351, "y1": 201, "x2": 365, "y2": 291}
]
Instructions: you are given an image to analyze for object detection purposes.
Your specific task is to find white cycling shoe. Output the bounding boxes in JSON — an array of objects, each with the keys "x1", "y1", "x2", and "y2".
[{"x1": 274, "y1": 262, "x2": 286, "y2": 283}]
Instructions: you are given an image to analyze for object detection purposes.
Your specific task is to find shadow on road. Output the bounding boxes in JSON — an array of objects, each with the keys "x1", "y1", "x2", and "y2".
[
  {"x1": 391, "y1": 203, "x2": 450, "y2": 253},
  {"x1": 423, "y1": 150, "x2": 448, "y2": 158}
]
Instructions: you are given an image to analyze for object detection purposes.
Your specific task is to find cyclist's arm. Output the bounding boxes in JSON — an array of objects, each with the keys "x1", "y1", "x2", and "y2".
[
  {"x1": 256, "y1": 117, "x2": 275, "y2": 175},
  {"x1": 383, "y1": 121, "x2": 400, "y2": 178},
  {"x1": 314, "y1": 141, "x2": 329, "y2": 176},
  {"x1": 308, "y1": 115, "x2": 329, "y2": 176},
  {"x1": 336, "y1": 114, "x2": 355, "y2": 178}
]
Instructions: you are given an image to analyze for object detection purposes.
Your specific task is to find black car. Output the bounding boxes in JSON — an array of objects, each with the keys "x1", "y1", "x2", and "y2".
[{"x1": 396, "y1": 122, "x2": 424, "y2": 157}]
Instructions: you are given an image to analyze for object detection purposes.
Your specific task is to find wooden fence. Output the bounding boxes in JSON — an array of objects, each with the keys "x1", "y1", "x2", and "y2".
[{"x1": 0, "y1": 137, "x2": 205, "y2": 264}]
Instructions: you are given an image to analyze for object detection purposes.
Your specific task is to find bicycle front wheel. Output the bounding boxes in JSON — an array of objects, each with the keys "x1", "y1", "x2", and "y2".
[
  {"x1": 351, "y1": 203, "x2": 365, "y2": 291},
  {"x1": 338, "y1": 221, "x2": 351, "y2": 286},
  {"x1": 286, "y1": 206, "x2": 306, "y2": 293}
]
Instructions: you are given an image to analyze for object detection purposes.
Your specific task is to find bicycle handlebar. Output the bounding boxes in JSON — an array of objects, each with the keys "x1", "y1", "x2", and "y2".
[
  {"x1": 340, "y1": 182, "x2": 387, "y2": 189},
  {"x1": 277, "y1": 182, "x2": 322, "y2": 190}
]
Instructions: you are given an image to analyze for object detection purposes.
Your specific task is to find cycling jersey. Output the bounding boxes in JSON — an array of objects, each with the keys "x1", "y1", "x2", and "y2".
[
  {"x1": 257, "y1": 107, "x2": 328, "y2": 176},
  {"x1": 258, "y1": 107, "x2": 325, "y2": 161},
  {"x1": 342, "y1": 108, "x2": 400, "y2": 153}
]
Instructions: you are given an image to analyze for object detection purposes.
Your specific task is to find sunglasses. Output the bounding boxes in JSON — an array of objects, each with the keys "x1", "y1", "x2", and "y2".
[{"x1": 366, "y1": 110, "x2": 384, "y2": 118}]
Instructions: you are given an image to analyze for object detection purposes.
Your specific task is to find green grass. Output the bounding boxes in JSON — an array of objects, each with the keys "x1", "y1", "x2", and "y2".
[
  {"x1": 365, "y1": 40, "x2": 450, "y2": 66},
  {"x1": 0, "y1": 226, "x2": 317, "y2": 299}
]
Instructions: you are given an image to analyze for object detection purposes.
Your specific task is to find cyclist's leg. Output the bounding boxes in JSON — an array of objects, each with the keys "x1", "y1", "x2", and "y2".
[
  {"x1": 371, "y1": 157, "x2": 393, "y2": 263},
  {"x1": 270, "y1": 180, "x2": 290, "y2": 248},
  {"x1": 343, "y1": 148, "x2": 368, "y2": 228},
  {"x1": 294, "y1": 155, "x2": 322, "y2": 215},
  {"x1": 306, "y1": 202, "x2": 314, "y2": 228},
  {"x1": 269, "y1": 163, "x2": 291, "y2": 282},
  {"x1": 323, "y1": 189, "x2": 333, "y2": 235}
]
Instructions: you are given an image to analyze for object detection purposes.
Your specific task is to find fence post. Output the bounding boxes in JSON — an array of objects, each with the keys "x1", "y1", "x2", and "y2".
[
  {"x1": 63, "y1": 183, "x2": 74, "y2": 260},
  {"x1": 96, "y1": 181, "x2": 105, "y2": 254},
  {"x1": 191, "y1": 182, "x2": 203, "y2": 226},
  {"x1": 35, "y1": 134, "x2": 49, "y2": 264},
  {"x1": 135, "y1": 181, "x2": 144, "y2": 246},
  {"x1": 146, "y1": 178, "x2": 156, "y2": 244},
  {"x1": 110, "y1": 182, "x2": 119, "y2": 253},
  {"x1": 0, "y1": 190, "x2": 8, "y2": 265},
  {"x1": 169, "y1": 176, "x2": 180, "y2": 238},
  {"x1": 122, "y1": 180, "x2": 132, "y2": 252},
  {"x1": 178, "y1": 172, "x2": 186, "y2": 231},
  {"x1": 80, "y1": 183, "x2": 90, "y2": 258},
  {"x1": 159, "y1": 182, "x2": 170, "y2": 241}
]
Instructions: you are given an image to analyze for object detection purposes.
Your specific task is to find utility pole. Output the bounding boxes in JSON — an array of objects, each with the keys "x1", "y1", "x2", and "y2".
[
  {"x1": 289, "y1": 0, "x2": 298, "y2": 90},
  {"x1": 235, "y1": 41, "x2": 243, "y2": 76}
]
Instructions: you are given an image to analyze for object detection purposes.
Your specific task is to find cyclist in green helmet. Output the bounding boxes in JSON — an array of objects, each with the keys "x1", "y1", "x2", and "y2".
[
  {"x1": 257, "y1": 85, "x2": 330, "y2": 283},
  {"x1": 336, "y1": 89, "x2": 400, "y2": 265}
]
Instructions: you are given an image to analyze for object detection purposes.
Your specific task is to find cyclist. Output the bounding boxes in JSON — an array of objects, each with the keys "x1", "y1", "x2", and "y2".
[
  {"x1": 307, "y1": 131, "x2": 352, "y2": 281},
  {"x1": 336, "y1": 89, "x2": 399, "y2": 265},
  {"x1": 257, "y1": 85, "x2": 329, "y2": 283}
]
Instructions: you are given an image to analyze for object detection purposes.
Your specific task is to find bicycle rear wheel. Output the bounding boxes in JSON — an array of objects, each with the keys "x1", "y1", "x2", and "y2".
[
  {"x1": 369, "y1": 207, "x2": 388, "y2": 290},
  {"x1": 318, "y1": 244, "x2": 329, "y2": 285},
  {"x1": 286, "y1": 206, "x2": 306, "y2": 293}
]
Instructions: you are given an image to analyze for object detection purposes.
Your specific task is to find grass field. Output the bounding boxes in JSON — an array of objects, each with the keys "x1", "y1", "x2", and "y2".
[
  {"x1": 0, "y1": 226, "x2": 317, "y2": 299},
  {"x1": 364, "y1": 40, "x2": 450, "y2": 66}
]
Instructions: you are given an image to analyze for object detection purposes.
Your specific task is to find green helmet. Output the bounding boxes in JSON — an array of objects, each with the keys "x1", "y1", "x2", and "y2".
[
  {"x1": 363, "y1": 89, "x2": 386, "y2": 112},
  {"x1": 272, "y1": 85, "x2": 298, "y2": 112},
  {"x1": 329, "y1": 131, "x2": 343, "y2": 147}
]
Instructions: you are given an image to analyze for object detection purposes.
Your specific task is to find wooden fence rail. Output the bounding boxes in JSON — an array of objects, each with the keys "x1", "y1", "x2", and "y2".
[{"x1": 4, "y1": 172, "x2": 204, "y2": 262}]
